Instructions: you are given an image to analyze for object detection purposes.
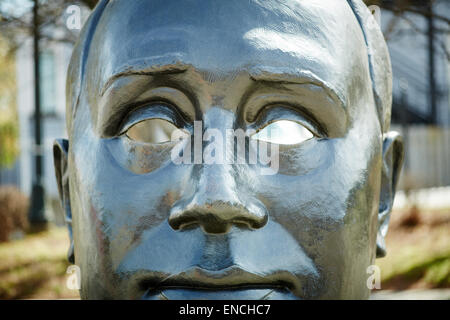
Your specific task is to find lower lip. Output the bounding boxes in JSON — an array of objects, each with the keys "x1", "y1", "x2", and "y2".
[{"x1": 141, "y1": 288, "x2": 300, "y2": 300}]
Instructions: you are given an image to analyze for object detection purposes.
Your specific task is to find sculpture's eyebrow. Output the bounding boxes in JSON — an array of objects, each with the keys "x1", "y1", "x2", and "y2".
[
  {"x1": 101, "y1": 62, "x2": 190, "y2": 96},
  {"x1": 248, "y1": 71, "x2": 346, "y2": 111},
  {"x1": 244, "y1": 70, "x2": 348, "y2": 136},
  {"x1": 97, "y1": 62, "x2": 195, "y2": 137}
]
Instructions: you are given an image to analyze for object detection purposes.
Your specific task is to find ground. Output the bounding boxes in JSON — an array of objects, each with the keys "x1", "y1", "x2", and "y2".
[
  {"x1": 0, "y1": 208, "x2": 448, "y2": 300},
  {"x1": 375, "y1": 207, "x2": 450, "y2": 291},
  {"x1": 0, "y1": 227, "x2": 79, "y2": 299}
]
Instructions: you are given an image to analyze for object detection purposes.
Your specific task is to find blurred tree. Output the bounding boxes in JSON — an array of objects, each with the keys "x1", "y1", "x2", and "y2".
[
  {"x1": 0, "y1": 37, "x2": 19, "y2": 172},
  {"x1": 79, "y1": 0, "x2": 96, "y2": 9},
  {"x1": 0, "y1": 0, "x2": 92, "y2": 51},
  {"x1": 366, "y1": 0, "x2": 449, "y2": 25},
  {"x1": 365, "y1": 0, "x2": 449, "y2": 60},
  {"x1": 0, "y1": 0, "x2": 448, "y2": 58}
]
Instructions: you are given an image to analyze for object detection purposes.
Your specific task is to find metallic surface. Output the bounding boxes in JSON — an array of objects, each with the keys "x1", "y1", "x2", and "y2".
[{"x1": 54, "y1": 0, "x2": 404, "y2": 299}]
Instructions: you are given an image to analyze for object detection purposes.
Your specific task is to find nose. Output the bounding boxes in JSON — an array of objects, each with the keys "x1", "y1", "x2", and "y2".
[{"x1": 168, "y1": 164, "x2": 268, "y2": 234}]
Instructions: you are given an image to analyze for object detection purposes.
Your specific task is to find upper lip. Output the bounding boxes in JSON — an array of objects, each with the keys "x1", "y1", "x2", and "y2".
[{"x1": 138, "y1": 265, "x2": 301, "y2": 296}]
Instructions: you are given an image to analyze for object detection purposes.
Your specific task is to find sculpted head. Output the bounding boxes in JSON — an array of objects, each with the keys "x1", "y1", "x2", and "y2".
[{"x1": 54, "y1": 0, "x2": 404, "y2": 299}]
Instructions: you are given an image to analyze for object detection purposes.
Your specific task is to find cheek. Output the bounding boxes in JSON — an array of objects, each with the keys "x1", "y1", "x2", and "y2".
[
  {"x1": 277, "y1": 139, "x2": 328, "y2": 176},
  {"x1": 253, "y1": 130, "x2": 382, "y2": 292},
  {"x1": 256, "y1": 122, "x2": 382, "y2": 228},
  {"x1": 106, "y1": 136, "x2": 179, "y2": 174},
  {"x1": 70, "y1": 132, "x2": 189, "y2": 271}
]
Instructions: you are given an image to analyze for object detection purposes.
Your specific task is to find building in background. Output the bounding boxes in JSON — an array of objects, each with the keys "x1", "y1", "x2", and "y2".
[
  {"x1": 15, "y1": 38, "x2": 72, "y2": 199},
  {"x1": 385, "y1": 3, "x2": 450, "y2": 126},
  {"x1": 381, "y1": 2, "x2": 450, "y2": 190},
  {"x1": 0, "y1": 2, "x2": 89, "y2": 222}
]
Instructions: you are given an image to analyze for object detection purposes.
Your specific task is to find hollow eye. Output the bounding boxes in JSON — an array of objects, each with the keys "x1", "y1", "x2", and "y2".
[
  {"x1": 251, "y1": 120, "x2": 314, "y2": 145},
  {"x1": 125, "y1": 118, "x2": 189, "y2": 144}
]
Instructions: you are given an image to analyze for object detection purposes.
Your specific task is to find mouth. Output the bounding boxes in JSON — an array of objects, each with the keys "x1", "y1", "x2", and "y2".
[{"x1": 137, "y1": 265, "x2": 302, "y2": 300}]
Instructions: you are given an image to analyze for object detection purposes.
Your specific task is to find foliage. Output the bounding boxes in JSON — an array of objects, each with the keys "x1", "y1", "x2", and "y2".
[
  {"x1": 365, "y1": 0, "x2": 450, "y2": 60},
  {"x1": 0, "y1": 36, "x2": 19, "y2": 169},
  {"x1": 0, "y1": 186, "x2": 29, "y2": 243},
  {"x1": 0, "y1": 227, "x2": 78, "y2": 299},
  {"x1": 376, "y1": 208, "x2": 450, "y2": 289},
  {"x1": 0, "y1": 0, "x2": 92, "y2": 49},
  {"x1": 0, "y1": 122, "x2": 18, "y2": 169},
  {"x1": 0, "y1": 1, "x2": 448, "y2": 53}
]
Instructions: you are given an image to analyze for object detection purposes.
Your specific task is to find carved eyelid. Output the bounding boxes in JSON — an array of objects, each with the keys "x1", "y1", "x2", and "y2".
[
  {"x1": 119, "y1": 103, "x2": 184, "y2": 135},
  {"x1": 251, "y1": 105, "x2": 322, "y2": 138}
]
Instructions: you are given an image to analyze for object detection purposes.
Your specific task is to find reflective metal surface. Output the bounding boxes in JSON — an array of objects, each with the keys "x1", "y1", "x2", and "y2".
[{"x1": 54, "y1": 0, "x2": 404, "y2": 299}]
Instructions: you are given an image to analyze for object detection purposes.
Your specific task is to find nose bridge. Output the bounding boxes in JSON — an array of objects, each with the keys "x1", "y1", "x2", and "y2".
[
  {"x1": 196, "y1": 106, "x2": 239, "y2": 204},
  {"x1": 195, "y1": 106, "x2": 238, "y2": 203},
  {"x1": 168, "y1": 108, "x2": 268, "y2": 233},
  {"x1": 203, "y1": 106, "x2": 234, "y2": 135},
  {"x1": 196, "y1": 162, "x2": 240, "y2": 206}
]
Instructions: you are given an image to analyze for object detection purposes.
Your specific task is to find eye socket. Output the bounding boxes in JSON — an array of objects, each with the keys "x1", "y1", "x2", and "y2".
[
  {"x1": 251, "y1": 120, "x2": 314, "y2": 145},
  {"x1": 125, "y1": 118, "x2": 189, "y2": 144}
]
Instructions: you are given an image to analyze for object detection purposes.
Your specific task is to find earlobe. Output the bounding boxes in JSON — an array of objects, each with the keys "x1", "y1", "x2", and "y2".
[
  {"x1": 53, "y1": 139, "x2": 75, "y2": 263},
  {"x1": 376, "y1": 131, "x2": 404, "y2": 258}
]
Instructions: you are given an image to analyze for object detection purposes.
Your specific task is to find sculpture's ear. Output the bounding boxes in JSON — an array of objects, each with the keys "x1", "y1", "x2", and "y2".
[
  {"x1": 53, "y1": 139, "x2": 75, "y2": 264},
  {"x1": 377, "y1": 131, "x2": 404, "y2": 258}
]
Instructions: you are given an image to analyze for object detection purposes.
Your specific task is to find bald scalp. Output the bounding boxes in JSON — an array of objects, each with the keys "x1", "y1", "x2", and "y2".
[
  {"x1": 66, "y1": 0, "x2": 392, "y2": 134},
  {"x1": 347, "y1": 0, "x2": 393, "y2": 135}
]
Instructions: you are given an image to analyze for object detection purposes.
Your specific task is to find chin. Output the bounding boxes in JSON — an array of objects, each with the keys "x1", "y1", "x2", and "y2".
[{"x1": 141, "y1": 288, "x2": 300, "y2": 300}]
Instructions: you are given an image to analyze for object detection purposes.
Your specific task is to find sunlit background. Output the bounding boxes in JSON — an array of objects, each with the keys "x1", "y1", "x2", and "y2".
[{"x1": 0, "y1": 0, "x2": 449, "y2": 300}]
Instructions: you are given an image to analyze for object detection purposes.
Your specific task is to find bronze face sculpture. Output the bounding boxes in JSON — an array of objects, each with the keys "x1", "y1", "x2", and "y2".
[{"x1": 54, "y1": 0, "x2": 404, "y2": 299}]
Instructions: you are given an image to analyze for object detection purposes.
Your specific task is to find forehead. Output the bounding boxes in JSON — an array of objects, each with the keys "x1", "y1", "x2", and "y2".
[{"x1": 86, "y1": 0, "x2": 369, "y2": 111}]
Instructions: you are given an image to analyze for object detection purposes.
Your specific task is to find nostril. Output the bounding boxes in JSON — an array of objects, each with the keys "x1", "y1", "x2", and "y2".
[
  {"x1": 168, "y1": 200, "x2": 268, "y2": 233},
  {"x1": 240, "y1": 215, "x2": 268, "y2": 230},
  {"x1": 168, "y1": 208, "x2": 232, "y2": 233},
  {"x1": 201, "y1": 221, "x2": 231, "y2": 234},
  {"x1": 167, "y1": 207, "x2": 196, "y2": 230}
]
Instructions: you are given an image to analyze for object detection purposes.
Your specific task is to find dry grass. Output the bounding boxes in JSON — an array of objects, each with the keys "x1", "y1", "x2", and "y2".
[
  {"x1": 0, "y1": 226, "x2": 80, "y2": 299},
  {"x1": 0, "y1": 186, "x2": 29, "y2": 242},
  {"x1": 376, "y1": 208, "x2": 450, "y2": 290}
]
